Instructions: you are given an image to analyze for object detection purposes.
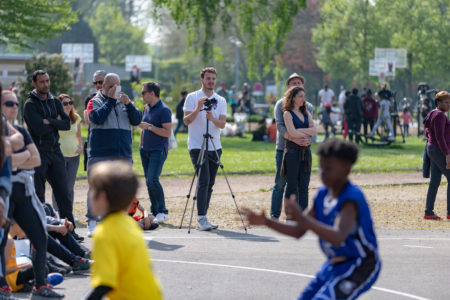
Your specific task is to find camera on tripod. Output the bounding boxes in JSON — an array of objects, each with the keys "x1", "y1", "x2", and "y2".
[{"x1": 203, "y1": 97, "x2": 218, "y2": 111}]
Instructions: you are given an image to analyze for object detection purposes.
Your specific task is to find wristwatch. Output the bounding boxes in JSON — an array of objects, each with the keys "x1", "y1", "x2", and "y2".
[{"x1": 147, "y1": 124, "x2": 153, "y2": 131}]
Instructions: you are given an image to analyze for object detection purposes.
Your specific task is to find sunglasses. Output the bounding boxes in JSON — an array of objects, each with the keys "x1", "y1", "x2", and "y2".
[
  {"x1": 3, "y1": 101, "x2": 19, "y2": 107},
  {"x1": 93, "y1": 81, "x2": 104, "y2": 85},
  {"x1": 62, "y1": 101, "x2": 73, "y2": 106}
]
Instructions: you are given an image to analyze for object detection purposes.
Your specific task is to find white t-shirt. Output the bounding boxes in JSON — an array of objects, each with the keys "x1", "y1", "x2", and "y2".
[
  {"x1": 183, "y1": 89, "x2": 227, "y2": 150},
  {"x1": 338, "y1": 90, "x2": 346, "y2": 105},
  {"x1": 318, "y1": 89, "x2": 335, "y2": 104}
]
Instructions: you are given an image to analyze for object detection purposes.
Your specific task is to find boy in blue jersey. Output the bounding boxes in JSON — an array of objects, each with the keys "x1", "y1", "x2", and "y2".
[{"x1": 244, "y1": 138, "x2": 381, "y2": 300}]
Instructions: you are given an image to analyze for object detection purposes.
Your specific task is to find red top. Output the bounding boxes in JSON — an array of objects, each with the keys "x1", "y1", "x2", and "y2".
[
  {"x1": 425, "y1": 109, "x2": 450, "y2": 155},
  {"x1": 267, "y1": 123, "x2": 277, "y2": 142},
  {"x1": 128, "y1": 198, "x2": 143, "y2": 221},
  {"x1": 362, "y1": 97, "x2": 378, "y2": 120},
  {"x1": 400, "y1": 112, "x2": 412, "y2": 125}
]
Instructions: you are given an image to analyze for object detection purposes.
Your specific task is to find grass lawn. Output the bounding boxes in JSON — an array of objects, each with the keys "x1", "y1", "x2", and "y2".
[{"x1": 77, "y1": 127, "x2": 426, "y2": 177}]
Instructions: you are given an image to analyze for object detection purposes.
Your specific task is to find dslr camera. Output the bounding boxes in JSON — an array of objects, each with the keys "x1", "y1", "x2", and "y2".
[{"x1": 203, "y1": 97, "x2": 218, "y2": 111}]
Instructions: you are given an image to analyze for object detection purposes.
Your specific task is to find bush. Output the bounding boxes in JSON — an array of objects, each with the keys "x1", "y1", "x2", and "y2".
[
  {"x1": 247, "y1": 115, "x2": 264, "y2": 122},
  {"x1": 226, "y1": 116, "x2": 235, "y2": 122}
]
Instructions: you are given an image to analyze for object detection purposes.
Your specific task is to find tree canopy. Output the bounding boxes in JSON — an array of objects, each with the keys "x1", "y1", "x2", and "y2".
[
  {"x1": 153, "y1": 0, "x2": 307, "y2": 80},
  {"x1": 0, "y1": 0, "x2": 77, "y2": 47},
  {"x1": 88, "y1": 5, "x2": 148, "y2": 66}
]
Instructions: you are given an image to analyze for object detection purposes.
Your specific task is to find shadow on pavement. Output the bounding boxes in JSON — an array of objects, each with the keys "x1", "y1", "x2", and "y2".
[
  {"x1": 148, "y1": 240, "x2": 184, "y2": 251},
  {"x1": 209, "y1": 228, "x2": 280, "y2": 243}
]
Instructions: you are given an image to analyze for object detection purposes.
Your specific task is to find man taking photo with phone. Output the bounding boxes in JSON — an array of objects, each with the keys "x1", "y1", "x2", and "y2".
[{"x1": 85, "y1": 73, "x2": 142, "y2": 236}]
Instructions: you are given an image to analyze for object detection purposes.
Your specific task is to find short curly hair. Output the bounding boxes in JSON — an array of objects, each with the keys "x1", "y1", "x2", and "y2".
[{"x1": 316, "y1": 138, "x2": 358, "y2": 165}]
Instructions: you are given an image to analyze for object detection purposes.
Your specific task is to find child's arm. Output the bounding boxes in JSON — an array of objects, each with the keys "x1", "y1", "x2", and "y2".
[
  {"x1": 137, "y1": 202, "x2": 146, "y2": 215},
  {"x1": 242, "y1": 207, "x2": 313, "y2": 239},
  {"x1": 84, "y1": 286, "x2": 112, "y2": 300},
  {"x1": 294, "y1": 198, "x2": 357, "y2": 247}
]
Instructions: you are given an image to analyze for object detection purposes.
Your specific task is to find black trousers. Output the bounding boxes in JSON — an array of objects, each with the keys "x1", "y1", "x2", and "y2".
[
  {"x1": 347, "y1": 118, "x2": 362, "y2": 144},
  {"x1": 34, "y1": 150, "x2": 75, "y2": 225},
  {"x1": 8, "y1": 183, "x2": 48, "y2": 287},
  {"x1": 363, "y1": 117, "x2": 375, "y2": 136},
  {"x1": 189, "y1": 149, "x2": 222, "y2": 216},
  {"x1": 49, "y1": 231, "x2": 87, "y2": 257},
  {"x1": 47, "y1": 235, "x2": 76, "y2": 265}
]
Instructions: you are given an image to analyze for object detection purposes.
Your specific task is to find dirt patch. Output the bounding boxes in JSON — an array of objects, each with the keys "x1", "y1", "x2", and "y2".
[{"x1": 48, "y1": 172, "x2": 448, "y2": 230}]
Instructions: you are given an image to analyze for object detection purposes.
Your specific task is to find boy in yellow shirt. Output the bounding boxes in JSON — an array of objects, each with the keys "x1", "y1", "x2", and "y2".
[{"x1": 84, "y1": 161, "x2": 163, "y2": 300}]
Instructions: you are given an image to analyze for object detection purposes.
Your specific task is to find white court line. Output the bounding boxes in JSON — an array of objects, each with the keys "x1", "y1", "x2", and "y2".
[
  {"x1": 145, "y1": 235, "x2": 450, "y2": 241},
  {"x1": 403, "y1": 245, "x2": 434, "y2": 249},
  {"x1": 153, "y1": 258, "x2": 430, "y2": 300}
]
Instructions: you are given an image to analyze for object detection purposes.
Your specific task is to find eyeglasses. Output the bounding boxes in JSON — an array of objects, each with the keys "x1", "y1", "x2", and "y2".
[
  {"x1": 62, "y1": 101, "x2": 73, "y2": 106},
  {"x1": 3, "y1": 101, "x2": 19, "y2": 107},
  {"x1": 93, "y1": 81, "x2": 104, "y2": 85}
]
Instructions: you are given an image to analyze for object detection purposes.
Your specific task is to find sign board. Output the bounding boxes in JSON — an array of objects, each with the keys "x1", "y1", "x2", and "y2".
[
  {"x1": 253, "y1": 82, "x2": 263, "y2": 92},
  {"x1": 374, "y1": 48, "x2": 407, "y2": 68},
  {"x1": 61, "y1": 43, "x2": 94, "y2": 64},
  {"x1": 125, "y1": 55, "x2": 152, "y2": 72}
]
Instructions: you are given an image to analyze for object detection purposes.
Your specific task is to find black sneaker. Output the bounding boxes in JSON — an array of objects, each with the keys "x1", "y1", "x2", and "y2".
[
  {"x1": 71, "y1": 232, "x2": 84, "y2": 243},
  {"x1": 47, "y1": 261, "x2": 71, "y2": 276},
  {"x1": 30, "y1": 284, "x2": 64, "y2": 299},
  {"x1": 71, "y1": 256, "x2": 90, "y2": 273}
]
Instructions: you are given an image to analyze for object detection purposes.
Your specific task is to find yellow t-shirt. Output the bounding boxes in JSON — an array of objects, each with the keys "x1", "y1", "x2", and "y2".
[
  {"x1": 58, "y1": 115, "x2": 80, "y2": 157},
  {"x1": 91, "y1": 211, "x2": 163, "y2": 300}
]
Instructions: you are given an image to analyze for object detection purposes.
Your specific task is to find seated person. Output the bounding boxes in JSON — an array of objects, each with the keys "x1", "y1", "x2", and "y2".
[
  {"x1": 44, "y1": 203, "x2": 90, "y2": 258},
  {"x1": 5, "y1": 225, "x2": 34, "y2": 293},
  {"x1": 266, "y1": 118, "x2": 277, "y2": 142},
  {"x1": 128, "y1": 198, "x2": 159, "y2": 231},
  {"x1": 252, "y1": 118, "x2": 267, "y2": 141}
]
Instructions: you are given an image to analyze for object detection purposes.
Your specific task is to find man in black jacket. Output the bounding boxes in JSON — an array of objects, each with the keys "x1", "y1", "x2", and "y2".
[
  {"x1": 344, "y1": 88, "x2": 363, "y2": 144},
  {"x1": 23, "y1": 70, "x2": 76, "y2": 227}
]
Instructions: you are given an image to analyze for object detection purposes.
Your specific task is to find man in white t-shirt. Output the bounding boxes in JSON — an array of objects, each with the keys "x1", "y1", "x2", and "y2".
[
  {"x1": 318, "y1": 85, "x2": 335, "y2": 107},
  {"x1": 338, "y1": 85, "x2": 346, "y2": 122},
  {"x1": 183, "y1": 67, "x2": 227, "y2": 231}
]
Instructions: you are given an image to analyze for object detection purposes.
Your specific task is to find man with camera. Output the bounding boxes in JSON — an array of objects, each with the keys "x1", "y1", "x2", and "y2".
[{"x1": 183, "y1": 67, "x2": 227, "y2": 231}]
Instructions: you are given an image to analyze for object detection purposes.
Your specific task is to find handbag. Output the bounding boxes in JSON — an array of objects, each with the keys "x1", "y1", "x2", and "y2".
[{"x1": 168, "y1": 129, "x2": 177, "y2": 150}]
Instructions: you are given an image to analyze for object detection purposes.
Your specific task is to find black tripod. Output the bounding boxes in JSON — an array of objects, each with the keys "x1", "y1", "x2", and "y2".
[{"x1": 179, "y1": 113, "x2": 247, "y2": 234}]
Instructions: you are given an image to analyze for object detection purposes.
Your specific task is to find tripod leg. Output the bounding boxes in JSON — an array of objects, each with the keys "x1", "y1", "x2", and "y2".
[
  {"x1": 179, "y1": 139, "x2": 206, "y2": 229},
  {"x1": 187, "y1": 140, "x2": 208, "y2": 233},
  {"x1": 209, "y1": 137, "x2": 248, "y2": 233}
]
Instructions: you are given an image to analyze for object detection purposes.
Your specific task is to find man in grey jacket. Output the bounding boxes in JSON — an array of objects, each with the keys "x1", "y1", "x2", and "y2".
[{"x1": 270, "y1": 73, "x2": 314, "y2": 219}]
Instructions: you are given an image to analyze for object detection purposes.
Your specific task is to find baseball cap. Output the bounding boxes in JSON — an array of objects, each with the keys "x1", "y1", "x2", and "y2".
[{"x1": 286, "y1": 73, "x2": 305, "y2": 86}]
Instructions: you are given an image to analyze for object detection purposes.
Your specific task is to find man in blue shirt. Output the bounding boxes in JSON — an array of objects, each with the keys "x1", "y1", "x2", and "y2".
[{"x1": 138, "y1": 82, "x2": 172, "y2": 223}]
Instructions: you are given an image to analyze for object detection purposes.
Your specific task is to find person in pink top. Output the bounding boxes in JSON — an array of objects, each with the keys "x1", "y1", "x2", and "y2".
[
  {"x1": 399, "y1": 107, "x2": 412, "y2": 137},
  {"x1": 423, "y1": 91, "x2": 450, "y2": 220}
]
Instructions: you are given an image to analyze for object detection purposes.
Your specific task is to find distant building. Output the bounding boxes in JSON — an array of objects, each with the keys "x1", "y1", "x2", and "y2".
[{"x1": 0, "y1": 54, "x2": 32, "y2": 87}]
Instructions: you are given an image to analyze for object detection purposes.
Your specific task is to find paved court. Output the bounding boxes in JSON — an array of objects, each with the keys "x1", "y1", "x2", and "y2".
[{"x1": 14, "y1": 227, "x2": 450, "y2": 300}]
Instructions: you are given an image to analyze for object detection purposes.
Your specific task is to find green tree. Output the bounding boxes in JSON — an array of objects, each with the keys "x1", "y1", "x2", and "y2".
[
  {"x1": 0, "y1": 0, "x2": 77, "y2": 47},
  {"x1": 312, "y1": 0, "x2": 383, "y2": 86},
  {"x1": 153, "y1": 0, "x2": 306, "y2": 80},
  {"x1": 20, "y1": 54, "x2": 73, "y2": 103},
  {"x1": 88, "y1": 5, "x2": 148, "y2": 66},
  {"x1": 376, "y1": 0, "x2": 450, "y2": 88}
]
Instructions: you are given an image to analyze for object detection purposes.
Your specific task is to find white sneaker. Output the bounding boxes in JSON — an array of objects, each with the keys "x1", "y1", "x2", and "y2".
[
  {"x1": 87, "y1": 220, "x2": 97, "y2": 238},
  {"x1": 197, "y1": 218, "x2": 212, "y2": 231},
  {"x1": 205, "y1": 218, "x2": 219, "y2": 230},
  {"x1": 155, "y1": 213, "x2": 169, "y2": 223}
]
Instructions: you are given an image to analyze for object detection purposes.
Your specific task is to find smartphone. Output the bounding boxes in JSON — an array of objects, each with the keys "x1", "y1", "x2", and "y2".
[{"x1": 114, "y1": 85, "x2": 122, "y2": 99}]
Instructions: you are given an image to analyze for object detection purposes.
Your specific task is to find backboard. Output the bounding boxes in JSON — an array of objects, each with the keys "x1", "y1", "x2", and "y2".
[
  {"x1": 374, "y1": 48, "x2": 407, "y2": 68},
  {"x1": 61, "y1": 43, "x2": 94, "y2": 64},
  {"x1": 125, "y1": 55, "x2": 152, "y2": 72}
]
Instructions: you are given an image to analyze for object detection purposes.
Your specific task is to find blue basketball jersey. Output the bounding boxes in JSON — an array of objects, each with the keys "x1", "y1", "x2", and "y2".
[{"x1": 313, "y1": 181, "x2": 378, "y2": 261}]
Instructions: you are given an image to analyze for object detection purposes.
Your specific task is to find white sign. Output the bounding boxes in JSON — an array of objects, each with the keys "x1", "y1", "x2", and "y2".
[
  {"x1": 375, "y1": 48, "x2": 407, "y2": 68},
  {"x1": 61, "y1": 43, "x2": 94, "y2": 64},
  {"x1": 125, "y1": 55, "x2": 152, "y2": 72}
]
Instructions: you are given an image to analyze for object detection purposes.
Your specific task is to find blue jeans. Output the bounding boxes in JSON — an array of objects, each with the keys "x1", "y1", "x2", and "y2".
[
  {"x1": 174, "y1": 119, "x2": 187, "y2": 136},
  {"x1": 140, "y1": 149, "x2": 168, "y2": 216},
  {"x1": 270, "y1": 150, "x2": 286, "y2": 218},
  {"x1": 86, "y1": 156, "x2": 132, "y2": 221},
  {"x1": 425, "y1": 145, "x2": 450, "y2": 215},
  {"x1": 284, "y1": 148, "x2": 311, "y2": 210}
]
